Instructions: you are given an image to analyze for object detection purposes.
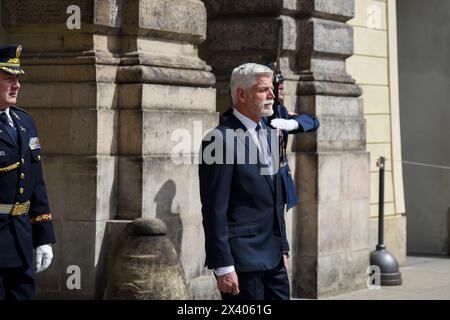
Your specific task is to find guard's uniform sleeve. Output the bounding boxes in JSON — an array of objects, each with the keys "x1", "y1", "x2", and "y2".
[
  {"x1": 28, "y1": 122, "x2": 56, "y2": 249},
  {"x1": 280, "y1": 105, "x2": 320, "y2": 133}
]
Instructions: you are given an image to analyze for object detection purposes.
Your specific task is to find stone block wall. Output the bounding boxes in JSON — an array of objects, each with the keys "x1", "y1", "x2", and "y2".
[
  {"x1": 1, "y1": 0, "x2": 406, "y2": 300},
  {"x1": 202, "y1": 0, "x2": 370, "y2": 298},
  {"x1": 2, "y1": 0, "x2": 217, "y2": 299}
]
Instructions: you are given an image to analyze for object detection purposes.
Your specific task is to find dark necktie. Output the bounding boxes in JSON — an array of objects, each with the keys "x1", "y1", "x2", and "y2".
[
  {"x1": 256, "y1": 124, "x2": 274, "y2": 178},
  {"x1": 255, "y1": 123, "x2": 262, "y2": 135},
  {"x1": 255, "y1": 124, "x2": 269, "y2": 143},
  {"x1": 0, "y1": 112, "x2": 18, "y2": 145}
]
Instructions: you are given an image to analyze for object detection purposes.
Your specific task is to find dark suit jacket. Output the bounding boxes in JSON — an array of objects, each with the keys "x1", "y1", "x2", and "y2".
[
  {"x1": 0, "y1": 106, "x2": 56, "y2": 268},
  {"x1": 199, "y1": 112, "x2": 289, "y2": 272}
]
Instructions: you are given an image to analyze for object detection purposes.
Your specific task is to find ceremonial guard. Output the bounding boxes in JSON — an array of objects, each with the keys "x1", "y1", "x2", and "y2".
[{"x1": 0, "y1": 44, "x2": 55, "y2": 300}]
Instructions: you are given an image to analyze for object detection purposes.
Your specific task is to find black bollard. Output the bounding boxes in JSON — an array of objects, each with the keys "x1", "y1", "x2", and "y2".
[{"x1": 369, "y1": 157, "x2": 402, "y2": 285}]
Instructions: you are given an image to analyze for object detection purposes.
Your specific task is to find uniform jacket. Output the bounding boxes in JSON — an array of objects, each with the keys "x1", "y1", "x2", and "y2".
[
  {"x1": 199, "y1": 112, "x2": 289, "y2": 272},
  {"x1": 264, "y1": 103, "x2": 320, "y2": 209},
  {"x1": 0, "y1": 106, "x2": 56, "y2": 268}
]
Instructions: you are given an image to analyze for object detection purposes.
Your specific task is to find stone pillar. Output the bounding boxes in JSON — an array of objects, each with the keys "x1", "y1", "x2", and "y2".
[
  {"x1": 203, "y1": 0, "x2": 370, "y2": 298},
  {"x1": 294, "y1": 0, "x2": 370, "y2": 298},
  {"x1": 2, "y1": 0, "x2": 218, "y2": 299},
  {"x1": 116, "y1": 0, "x2": 218, "y2": 298}
]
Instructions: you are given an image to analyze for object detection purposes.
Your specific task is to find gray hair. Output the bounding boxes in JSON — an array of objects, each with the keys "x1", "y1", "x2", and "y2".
[{"x1": 230, "y1": 63, "x2": 273, "y2": 106}]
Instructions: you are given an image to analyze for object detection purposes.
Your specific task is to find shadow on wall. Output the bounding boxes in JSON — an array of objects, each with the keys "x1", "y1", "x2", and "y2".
[{"x1": 155, "y1": 179, "x2": 183, "y2": 257}]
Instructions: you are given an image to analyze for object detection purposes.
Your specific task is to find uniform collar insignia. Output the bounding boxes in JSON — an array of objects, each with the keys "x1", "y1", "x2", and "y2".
[
  {"x1": 11, "y1": 110, "x2": 20, "y2": 120},
  {"x1": 20, "y1": 125, "x2": 26, "y2": 132}
]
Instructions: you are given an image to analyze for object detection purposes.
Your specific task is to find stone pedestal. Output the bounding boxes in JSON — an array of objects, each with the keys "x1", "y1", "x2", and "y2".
[
  {"x1": 203, "y1": 0, "x2": 370, "y2": 298},
  {"x1": 2, "y1": 0, "x2": 217, "y2": 299},
  {"x1": 104, "y1": 218, "x2": 189, "y2": 300}
]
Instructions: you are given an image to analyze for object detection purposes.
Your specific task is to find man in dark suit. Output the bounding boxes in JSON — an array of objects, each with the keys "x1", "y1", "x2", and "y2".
[
  {"x1": 199, "y1": 63, "x2": 290, "y2": 300},
  {"x1": 222, "y1": 67, "x2": 320, "y2": 212},
  {"x1": 0, "y1": 44, "x2": 56, "y2": 300}
]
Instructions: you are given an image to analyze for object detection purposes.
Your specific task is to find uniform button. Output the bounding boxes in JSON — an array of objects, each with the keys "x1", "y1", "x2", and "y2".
[
  {"x1": 20, "y1": 173, "x2": 25, "y2": 180},
  {"x1": 37, "y1": 155, "x2": 41, "y2": 161},
  {"x1": 19, "y1": 187, "x2": 24, "y2": 194},
  {"x1": 21, "y1": 158, "x2": 24, "y2": 164}
]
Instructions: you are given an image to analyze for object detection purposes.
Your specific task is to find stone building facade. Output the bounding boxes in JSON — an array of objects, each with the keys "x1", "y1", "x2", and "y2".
[
  {"x1": 0, "y1": 0, "x2": 407, "y2": 299},
  {"x1": 347, "y1": 0, "x2": 406, "y2": 263}
]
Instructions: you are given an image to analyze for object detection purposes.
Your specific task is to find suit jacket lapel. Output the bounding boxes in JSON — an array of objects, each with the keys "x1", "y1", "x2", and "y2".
[
  {"x1": 262, "y1": 122, "x2": 278, "y2": 194},
  {"x1": 265, "y1": 122, "x2": 280, "y2": 175},
  {"x1": 225, "y1": 113, "x2": 257, "y2": 163},
  {"x1": 225, "y1": 114, "x2": 276, "y2": 194}
]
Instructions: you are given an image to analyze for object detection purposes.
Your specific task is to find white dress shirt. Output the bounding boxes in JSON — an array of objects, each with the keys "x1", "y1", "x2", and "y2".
[{"x1": 233, "y1": 108, "x2": 272, "y2": 168}]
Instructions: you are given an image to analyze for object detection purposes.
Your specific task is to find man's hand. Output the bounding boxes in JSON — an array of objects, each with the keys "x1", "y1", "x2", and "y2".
[
  {"x1": 283, "y1": 255, "x2": 289, "y2": 270},
  {"x1": 35, "y1": 244, "x2": 53, "y2": 273},
  {"x1": 271, "y1": 118, "x2": 299, "y2": 131},
  {"x1": 217, "y1": 271, "x2": 240, "y2": 295}
]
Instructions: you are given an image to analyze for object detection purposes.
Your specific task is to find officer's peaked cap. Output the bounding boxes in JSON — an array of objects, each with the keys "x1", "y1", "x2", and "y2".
[{"x1": 0, "y1": 44, "x2": 25, "y2": 75}]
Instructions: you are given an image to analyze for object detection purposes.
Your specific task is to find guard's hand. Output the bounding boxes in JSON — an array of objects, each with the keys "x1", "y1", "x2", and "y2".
[
  {"x1": 271, "y1": 118, "x2": 299, "y2": 131},
  {"x1": 35, "y1": 244, "x2": 53, "y2": 273},
  {"x1": 217, "y1": 271, "x2": 240, "y2": 295}
]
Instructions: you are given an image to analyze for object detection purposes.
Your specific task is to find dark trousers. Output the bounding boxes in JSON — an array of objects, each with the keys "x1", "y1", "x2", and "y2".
[
  {"x1": 221, "y1": 257, "x2": 290, "y2": 300},
  {"x1": 0, "y1": 265, "x2": 35, "y2": 300}
]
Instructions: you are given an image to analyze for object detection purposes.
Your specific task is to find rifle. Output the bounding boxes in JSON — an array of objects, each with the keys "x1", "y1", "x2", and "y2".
[
  {"x1": 268, "y1": 24, "x2": 287, "y2": 163},
  {"x1": 269, "y1": 24, "x2": 284, "y2": 120}
]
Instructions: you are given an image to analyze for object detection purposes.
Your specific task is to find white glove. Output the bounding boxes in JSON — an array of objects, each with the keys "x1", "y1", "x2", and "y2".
[
  {"x1": 271, "y1": 118, "x2": 299, "y2": 131},
  {"x1": 35, "y1": 244, "x2": 53, "y2": 273}
]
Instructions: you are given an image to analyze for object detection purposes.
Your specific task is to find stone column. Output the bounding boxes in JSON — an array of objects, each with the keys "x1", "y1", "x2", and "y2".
[
  {"x1": 116, "y1": 0, "x2": 218, "y2": 298},
  {"x1": 294, "y1": 0, "x2": 370, "y2": 299},
  {"x1": 2, "y1": 0, "x2": 218, "y2": 299},
  {"x1": 203, "y1": 0, "x2": 370, "y2": 298}
]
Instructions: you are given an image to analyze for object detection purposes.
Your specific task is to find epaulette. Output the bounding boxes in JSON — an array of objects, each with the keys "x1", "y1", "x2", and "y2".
[{"x1": 10, "y1": 105, "x2": 31, "y2": 116}]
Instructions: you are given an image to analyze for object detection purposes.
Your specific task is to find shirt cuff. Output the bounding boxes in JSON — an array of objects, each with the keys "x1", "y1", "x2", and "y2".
[{"x1": 214, "y1": 265, "x2": 235, "y2": 276}]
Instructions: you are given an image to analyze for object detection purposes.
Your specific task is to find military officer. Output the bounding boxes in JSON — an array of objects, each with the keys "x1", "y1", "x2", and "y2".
[{"x1": 0, "y1": 44, "x2": 56, "y2": 300}]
